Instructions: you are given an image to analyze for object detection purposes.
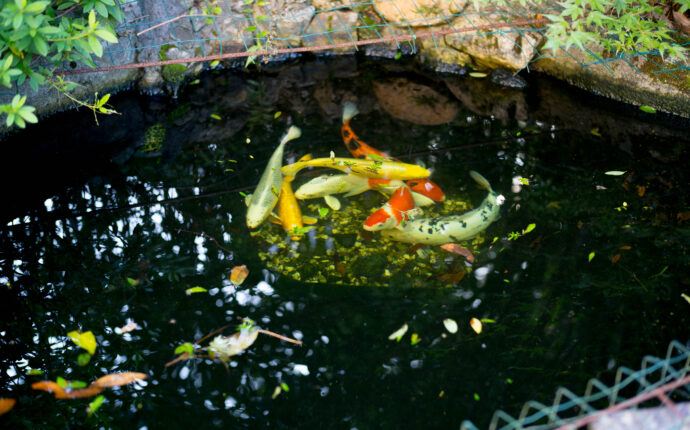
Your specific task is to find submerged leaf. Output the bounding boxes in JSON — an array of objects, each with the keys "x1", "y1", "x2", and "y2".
[
  {"x1": 230, "y1": 265, "x2": 249, "y2": 285},
  {"x1": 443, "y1": 318, "x2": 458, "y2": 334},
  {"x1": 0, "y1": 398, "x2": 16, "y2": 416},
  {"x1": 470, "y1": 318, "x2": 482, "y2": 334},
  {"x1": 439, "y1": 243, "x2": 475, "y2": 262},
  {"x1": 388, "y1": 323, "x2": 408, "y2": 341},
  {"x1": 87, "y1": 395, "x2": 105, "y2": 416},
  {"x1": 67, "y1": 330, "x2": 97, "y2": 355},
  {"x1": 90, "y1": 372, "x2": 147, "y2": 388},
  {"x1": 611, "y1": 254, "x2": 621, "y2": 264}
]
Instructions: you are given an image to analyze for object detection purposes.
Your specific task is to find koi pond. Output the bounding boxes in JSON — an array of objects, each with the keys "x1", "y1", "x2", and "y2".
[{"x1": 0, "y1": 57, "x2": 689, "y2": 428}]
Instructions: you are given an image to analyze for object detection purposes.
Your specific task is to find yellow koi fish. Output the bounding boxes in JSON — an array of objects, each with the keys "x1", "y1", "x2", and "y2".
[
  {"x1": 246, "y1": 126, "x2": 301, "y2": 228},
  {"x1": 277, "y1": 179, "x2": 304, "y2": 241},
  {"x1": 281, "y1": 157, "x2": 430, "y2": 181}
]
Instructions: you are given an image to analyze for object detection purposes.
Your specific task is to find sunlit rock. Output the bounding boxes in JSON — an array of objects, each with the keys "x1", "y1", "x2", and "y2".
[
  {"x1": 373, "y1": 0, "x2": 468, "y2": 27},
  {"x1": 304, "y1": 11, "x2": 359, "y2": 50}
]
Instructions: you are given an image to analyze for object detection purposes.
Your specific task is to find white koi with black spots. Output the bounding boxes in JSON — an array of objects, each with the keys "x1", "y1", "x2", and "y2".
[{"x1": 381, "y1": 171, "x2": 504, "y2": 245}]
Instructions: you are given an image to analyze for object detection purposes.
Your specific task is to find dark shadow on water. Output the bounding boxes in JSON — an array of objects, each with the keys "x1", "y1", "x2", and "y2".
[{"x1": 0, "y1": 57, "x2": 688, "y2": 429}]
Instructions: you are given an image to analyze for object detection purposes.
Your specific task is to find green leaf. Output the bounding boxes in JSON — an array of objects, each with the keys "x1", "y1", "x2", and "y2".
[
  {"x1": 88, "y1": 10, "x2": 96, "y2": 28},
  {"x1": 273, "y1": 111, "x2": 281, "y2": 119},
  {"x1": 523, "y1": 223, "x2": 536, "y2": 234},
  {"x1": 682, "y1": 293, "x2": 690, "y2": 305},
  {"x1": 185, "y1": 286, "x2": 208, "y2": 295},
  {"x1": 639, "y1": 105, "x2": 656, "y2": 114},
  {"x1": 67, "y1": 330, "x2": 97, "y2": 355},
  {"x1": 17, "y1": 106, "x2": 37, "y2": 123},
  {"x1": 27, "y1": 369, "x2": 44, "y2": 375},
  {"x1": 469, "y1": 72, "x2": 487, "y2": 78},
  {"x1": 94, "y1": 29, "x2": 118, "y2": 44},
  {"x1": 87, "y1": 35, "x2": 103, "y2": 57},
  {"x1": 318, "y1": 207, "x2": 329, "y2": 217},
  {"x1": 24, "y1": 1, "x2": 48, "y2": 14},
  {"x1": 174, "y1": 342, "x2": 195, "y2": 355},
  {"x1": 245, "y1": 25, "x2": 258, "y2": 32},
  {"x1": 88, "y1": 395, "x2": 105, "y2": 416},
  {"x1": 210, "y1": 114, "x2": 221, "y2": 120},
  {"x1": 77, "y1": 352, "x2": 91, "y2": 366},
  {"x1": 480, "y1": 318, "x2": 496, "y2": 323},
  {"x1": 410, "y1": 333, "x2": 421, "y2": 345},
  {"x1": 588, "y1": 252, "x2": 596, "y2": 262},
  {"x1": 280, "y1": 382, "x2": 289, "y2": 392},
  {"x1": 394, "y1": 51, "x2": 402, "y2": 60},
  {"x1": 474, "y1": 393, "x2": 480, "y2": 401}
]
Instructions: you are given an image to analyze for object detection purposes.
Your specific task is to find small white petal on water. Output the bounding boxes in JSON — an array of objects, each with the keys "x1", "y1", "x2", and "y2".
[
  {"x1": 443, "y1": 318, "x2": 458, "y2": 334},
  {"x1": 388, "y1": 323, "x2": 408, "y2": 341},
  {"x1": 605, "y1": 171, "x2": 626, "y2": 176}
]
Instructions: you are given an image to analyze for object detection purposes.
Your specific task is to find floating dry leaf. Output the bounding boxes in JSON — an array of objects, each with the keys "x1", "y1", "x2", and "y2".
[
  {"x1": 470, "y1": 318, "x2": 482, "y2": 334},
  {"x1": 636, "y1": 185, "x2": 646, "y2": 197},
  {"x1": 90, "y1": 372, "x2": 148, "y2": 388},
  {"x1": 439, "y1": 244, "x2": 475, "y2": 263},
  {"x1": 230, "y1": 265, "x2": 249, "y2": 285},
  {"x1": 611, "y1": 254, "x2": 621, "y2": 264},
  {"x1": 388, "y1": 323, "x2": 408, "y2": 341},
  {"x1": 437, "y1": 270, "x2": 466, "y2": 285},
  {"x1": 443, "y1": 318, "x2": 458, "y2": 334},
  {"x1": 620, "y1": 245, "x2": 632, "y2": 250},
  {"x1": 0, "y1": 398, "x2": 16, "y2": 416},
  {"x1": 31, "y1": 381, "x2": 104, "y2": 399},
  {"x1": 605, "y1": 171, "x2": 626, "y2": 176},
  {"x1": 208, "y1": 329, "x2": 260, "y2": 363}
]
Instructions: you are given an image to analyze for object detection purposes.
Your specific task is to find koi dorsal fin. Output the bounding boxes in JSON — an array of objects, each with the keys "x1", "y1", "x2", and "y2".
[{"x1": 469, "y1": 170, "x2": 492, "y2": 192}]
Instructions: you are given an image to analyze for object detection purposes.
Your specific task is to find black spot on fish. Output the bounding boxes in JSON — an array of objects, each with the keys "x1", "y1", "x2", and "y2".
[
  {"x1": 427, "y1": 227, "x2": 433, "y2": 234},
  {"x1": 487, "y1": 202, "x2": 493, "y2": 209},
  {"x1": 342, "y1": 129, "x2": 351, "y2": 139},
  {"x1": 461, "y1": 221, "x2": 467, "y2": 228}
]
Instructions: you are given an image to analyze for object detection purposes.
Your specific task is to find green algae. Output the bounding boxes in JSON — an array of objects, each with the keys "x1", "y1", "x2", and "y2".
[{"x1": 252, "y1": 192, "x2": 486, "y2": 287}]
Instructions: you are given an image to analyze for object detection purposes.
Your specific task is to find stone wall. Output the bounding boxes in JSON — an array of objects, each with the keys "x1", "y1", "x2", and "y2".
[{"x1": 2, "y1": 0, "x2": 688, "y2": 122}]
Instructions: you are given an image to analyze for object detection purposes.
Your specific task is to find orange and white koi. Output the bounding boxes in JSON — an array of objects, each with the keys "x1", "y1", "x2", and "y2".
[
  {"x1": 341, "y1": 102, "x2": 445, "y2": 203},
  {"x1": 363, "y1": 184, "x2": 417, "y2": 231},
  {"x1": 281, "y1": 157, "x2": 430, "y2": 181},
  {"x1": 382, "y1": 171, "x2": 504, "y2": 245}
]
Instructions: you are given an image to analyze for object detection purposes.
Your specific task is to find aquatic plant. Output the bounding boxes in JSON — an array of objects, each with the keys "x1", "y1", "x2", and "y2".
[{"x1": 0, "y1": 0, "x2": 122, "y2": 128}]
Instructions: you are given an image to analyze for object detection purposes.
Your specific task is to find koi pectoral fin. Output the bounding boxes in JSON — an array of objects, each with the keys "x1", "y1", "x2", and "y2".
[{"x1": 302, "y1": 216, "x2": 318, "y2": 225}]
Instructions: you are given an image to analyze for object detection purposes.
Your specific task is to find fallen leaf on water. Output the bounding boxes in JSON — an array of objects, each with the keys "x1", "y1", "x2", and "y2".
[
  {"x1": 682, "y1": 293, "x2": 690, "y2": 305},
  {"x1": 480, "y1": 318, "x2": 496, "y2": 324},
  {"x1": 0, "y1": 398, "x2": 16, "y2": 416},
  {"x1": 271, "y1": 386, "x2": 283, "y2": 399},
  {"x1": 32, "y1": 381, "x2": 104, "y2": 399},
  {"x1": 324, "y1": 195, "x2": 341, "y2": 210},
  {"x1": 388, "y1": 323, "x2": 408, "y2": 341},
  {"x1": 605, "y1": 171, "x2": 626, "y2": 176},
  {"x1": 185, "y1": 286, "x2": 208, "y2": 295},
  {"x1": 67, "y1": 330, "x2": 97, "y2": 355},
  {"x1": 677, "y1": 211, "x2": 690, "y2": 222},
  {"x1": 90, "y1": 372, "x2": 148, "y2": 388},
  {"x1": 410, "y1": 333, "x2": 421, "y2": 345},
  {"x1": 611, "y1": 254, "x2": 621, "y2": 264},
  {"x1": 636, "y1": 185, "x2": 646, "y2": 197},
  {"x1": 208, "y1": 329, "x2": 260, "y2": 363},
  {"x1": 620, "y1": 245, "x2": 632, "y2": 250},
  {"x1": 440, "y1": 244, "x2": 475, "y2": 263},
  {"x1": 443, "y1": 318, "x2": 458, "y2": 334},
  {"x1": 470, "y1": 318, "x2": 482, "y2": 334},
  {"x1": 230, "y1": 265, "x2": 249, "y2": 285},
  {"x1": 588, "y1": 252, "x2": 596, "y2": 262},
  {"x1": 469, "y1": 72, "x2": 487, "y2": 78},
  {"x1": 639, "y1": 105, "x2": 656, "y2": 114}
]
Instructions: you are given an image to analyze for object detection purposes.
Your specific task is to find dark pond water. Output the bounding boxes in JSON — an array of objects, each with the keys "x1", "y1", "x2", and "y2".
[{"x1": 1, "y1": 57, "x2": 689, "y2": 429}]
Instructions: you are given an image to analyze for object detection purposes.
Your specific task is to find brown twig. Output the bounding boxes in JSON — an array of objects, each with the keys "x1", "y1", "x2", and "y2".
[
  {"x1": 179, "y1": 229, "x2": 233, "y2": 255},
  {"x1": 257, "y1": 329, "x2": 303, "y2": 345}
]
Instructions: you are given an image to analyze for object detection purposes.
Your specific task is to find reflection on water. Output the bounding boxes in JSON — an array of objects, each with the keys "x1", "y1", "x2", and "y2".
[{"x1": 0, "y1": 58, "x2": 689, "y2": 429}]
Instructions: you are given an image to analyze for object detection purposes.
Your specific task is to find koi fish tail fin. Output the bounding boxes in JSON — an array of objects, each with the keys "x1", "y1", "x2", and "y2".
[
  {"x1": 342, "y1": 102, "x2": 359, "y2": 124},
  {"x1": 469, "y1": 170, "x2": 493, "y2": 192},
  {"x1": 281, "y1": 125, "x2": 302, "y2": 145}
]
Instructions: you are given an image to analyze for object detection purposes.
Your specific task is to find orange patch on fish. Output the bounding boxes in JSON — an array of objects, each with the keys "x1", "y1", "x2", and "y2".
[
  {"x1": 363, "y1": 185, "x2": 416, "y2": 231},
  {"x1": 406, "y1": 178, "x2": 446, "y2": 202},
  {"x1": 342, "y1": 119, "x2": 390, "y2": 160}
]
